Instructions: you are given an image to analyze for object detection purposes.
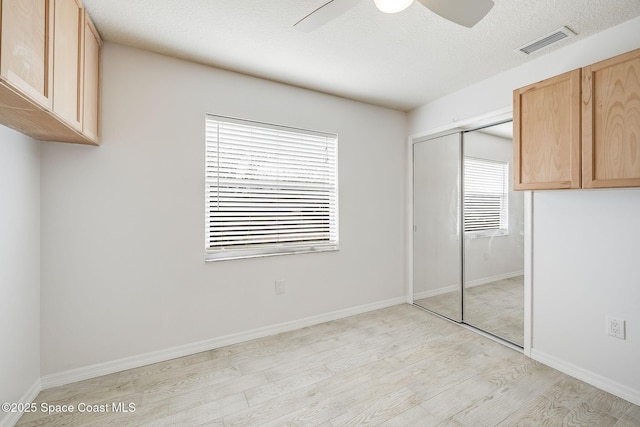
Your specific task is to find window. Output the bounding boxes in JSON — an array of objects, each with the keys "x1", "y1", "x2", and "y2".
[
  {"x1": 205, "y1": 115, "x2": 338, "y2": 261},
  {"x1": 463, "y1": 157, "x2": 509, "y2": 237}
]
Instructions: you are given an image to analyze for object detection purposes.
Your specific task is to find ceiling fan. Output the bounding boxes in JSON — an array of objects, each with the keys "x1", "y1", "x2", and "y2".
[{"x1": 294, "y1": 0, "x2": 495, "y2": 32}]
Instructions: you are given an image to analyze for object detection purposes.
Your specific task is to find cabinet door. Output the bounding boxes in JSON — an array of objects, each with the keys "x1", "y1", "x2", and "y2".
[
  {"x1": 82, "y1": 12, "x2": 101, "y2": 143},
  {"x1": 513, "y1": 69, "x2": 581, "y2": 190},
  {"x1": 0, "y1": 0, "x2": 53, "y2": 108},
  {"x1": 52, "y1": 0, "x2": 82, "y2": 130},
  {"x1": 582, "y1": 48, "x2": 640, "y2": 188}
]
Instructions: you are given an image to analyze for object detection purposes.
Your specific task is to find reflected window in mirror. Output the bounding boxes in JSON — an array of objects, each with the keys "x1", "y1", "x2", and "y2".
[{"x1": 463, "y1": 157, "x2": 509, "y2": 238}]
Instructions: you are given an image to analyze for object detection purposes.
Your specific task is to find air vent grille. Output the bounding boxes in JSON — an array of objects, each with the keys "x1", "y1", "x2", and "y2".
[{"x1": 516, "y1": 26, "x2": 576, "y2": 55}]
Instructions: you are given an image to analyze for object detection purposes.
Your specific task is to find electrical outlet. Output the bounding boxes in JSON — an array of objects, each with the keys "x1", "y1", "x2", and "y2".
[
  {"x1": 275, "y1": 279, "x2": 286, "y2": 295},
  {"x1": 607, "y1": 316, "x2": 625, "y2": 340}
]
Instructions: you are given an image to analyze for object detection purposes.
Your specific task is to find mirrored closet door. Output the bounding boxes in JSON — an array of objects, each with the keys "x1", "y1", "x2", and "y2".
[
  {"x1": 413, "y1": 132, "x2": 462, "y2": 322},
  {"x1": 413, "y1": 121, "x2": 524, "y2": 346},
  {"x1": 462, "y1": 122, "x2": 524, "y2": 346}
]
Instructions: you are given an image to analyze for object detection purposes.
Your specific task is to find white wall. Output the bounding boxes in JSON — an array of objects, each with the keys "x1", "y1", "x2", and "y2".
[
  {"x1": 40, "y1": 43, "x2": 407, "y2": 377},
  {"x1": 408, "y1": 16, "x2": 640, "y2": 404},
  {"x1": 533, "y1": 189, "x2": 640, "y2": 399},
  {"x1": 0, "y1": 126, "x2": 40, "y2": 425}
]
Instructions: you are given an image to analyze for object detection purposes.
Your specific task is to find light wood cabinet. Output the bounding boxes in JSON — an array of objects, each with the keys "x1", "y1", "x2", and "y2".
[
  {"x1": 513, "y1": 69, "x2": 581, "y2": 190},
  {"x1": 513, "y1": 48, "x2": 640, "y2": 190},
  {"x1": 52, "y1": 0, "x2": 82, "y2": 130},
  {"x1": 0, "y1": 0, "x2": 53, "y2": 108},
  {"x1": 582, "y1": 49, "x2": 640, "y2": 188},
  {"x1": 82, "y1": 11, "x2": 101, "y2": 143},
  {"x1": 0, "y1": 0, "x2": 101, "y2": 145}
]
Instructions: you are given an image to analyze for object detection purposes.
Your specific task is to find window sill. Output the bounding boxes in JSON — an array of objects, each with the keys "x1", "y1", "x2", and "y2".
[
  {"x1": 205, "y1": 244, "x2": 339, "y2": 262},
  {"x1": 465, "y1": 230, "x2": 509, "y2": 240}
]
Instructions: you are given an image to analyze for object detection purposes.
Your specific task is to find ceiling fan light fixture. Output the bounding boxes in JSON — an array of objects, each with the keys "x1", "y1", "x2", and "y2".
[{"x1": 373, "y1": 0, "x2": 413, "y2": 14}]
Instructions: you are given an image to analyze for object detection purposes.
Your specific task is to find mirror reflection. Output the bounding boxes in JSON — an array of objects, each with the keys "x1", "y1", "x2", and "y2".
[{"x1": 463, "y1": 121, "x2": 524, "y2": 346}]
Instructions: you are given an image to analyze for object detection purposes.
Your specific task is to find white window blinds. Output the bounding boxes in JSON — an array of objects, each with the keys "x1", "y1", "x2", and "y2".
[
  {"x1": 463, "y1": 157, "x2": 509, "y2": 236},
  {"x1": 205, "y1": 115, "x2": 338, "y2": 261}
]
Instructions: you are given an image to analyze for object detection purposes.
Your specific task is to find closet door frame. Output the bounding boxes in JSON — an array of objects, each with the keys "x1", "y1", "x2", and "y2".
[{"x1": 407, "y1": 108, "x2": 532, "y2": 357}]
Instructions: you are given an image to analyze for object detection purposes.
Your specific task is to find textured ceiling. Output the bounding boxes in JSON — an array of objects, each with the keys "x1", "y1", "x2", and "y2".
[{"x1": 82, "y1": 0, "x2": 640, "y2": 111}]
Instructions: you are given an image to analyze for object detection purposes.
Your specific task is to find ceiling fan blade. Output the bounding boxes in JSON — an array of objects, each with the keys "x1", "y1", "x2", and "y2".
[
  {"x1": 417, "y1": 0, "x2": 494, "y2": 27},
  {"x1": 294, "y1": 0, "x2": 361, "y2": 32}
]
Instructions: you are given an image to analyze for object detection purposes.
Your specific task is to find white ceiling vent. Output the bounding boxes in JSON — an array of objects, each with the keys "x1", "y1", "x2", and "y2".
[{"x1": 516, "y1": 26, "x2": 577, "y2": 55}]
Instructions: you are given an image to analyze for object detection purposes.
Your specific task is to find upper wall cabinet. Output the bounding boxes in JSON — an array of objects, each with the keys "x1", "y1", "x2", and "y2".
[
  {"x1": 52, "y1": 0, "x2": 82, "y2": 130},
  {"x1": 0, "y1": 0, "x2": 101, "y2": 145},
  {"x1": 582, "y1": 49, "x2": 640, "y2": 189},
  {"x1": 513, "y1": 69, "x2": 582, "y2": 190},
  {"x1": 82, "y1": 11, "x2": 101, "y2": 142},
  {"x1": 0, "y1": 0, "x2": 53, "y2": 108},
  {"x1": 513, "y1": 48, "x2": 640, "y2": 190}
]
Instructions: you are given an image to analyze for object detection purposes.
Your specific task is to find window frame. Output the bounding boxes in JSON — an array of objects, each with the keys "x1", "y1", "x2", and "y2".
[{"x1": 205, "y1": 114, "x2": 339, "y2": 261}]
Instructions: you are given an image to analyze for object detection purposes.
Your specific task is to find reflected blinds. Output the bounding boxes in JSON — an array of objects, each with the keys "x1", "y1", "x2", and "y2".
[
  {"x1": 463, "y1": 157, "x2": 509, "y2": 234},
  {"x1": 205, "y1": 115, "x2": 338, "y2": 260}
]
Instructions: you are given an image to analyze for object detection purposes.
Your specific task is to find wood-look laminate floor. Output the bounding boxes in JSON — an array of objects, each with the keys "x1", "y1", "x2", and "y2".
[{"x1": 16, "y1": 304, "x2": 640, "y2": 426}]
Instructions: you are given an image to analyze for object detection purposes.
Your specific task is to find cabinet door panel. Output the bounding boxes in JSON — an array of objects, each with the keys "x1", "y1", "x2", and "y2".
[
  {"x1": 583, "y1": 48, "x2": 640, "y2": 188},
  {"x1": 82, "y1": 13, "x2": 101, "y2": 143},
  {"x1": 53, "y1": 0, "x2": 82, "y2": 130},
  {"x1": 0, "y1": 0, "x2": 53, "y2": 108},
  {"x1": 513, "y1": 69, "x2": 581, "y2": 190}
]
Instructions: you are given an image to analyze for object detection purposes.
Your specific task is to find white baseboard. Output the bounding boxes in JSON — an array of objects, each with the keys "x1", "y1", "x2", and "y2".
[
  {"x1": 0, "y1": 379, "x2": 41, "y2": 427},
  {"x1": 41, "y1": 297, "x2": 406, "y2": 390},
  {"x1": 413, "y1": 284, "x2": 458, "y2": 300},
  {"x1": 465, "y1": 270, "x2": 524, "y2": 288},
  {"x1": 531, "y1": 349, "x2": 640, "y2": 406}
]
